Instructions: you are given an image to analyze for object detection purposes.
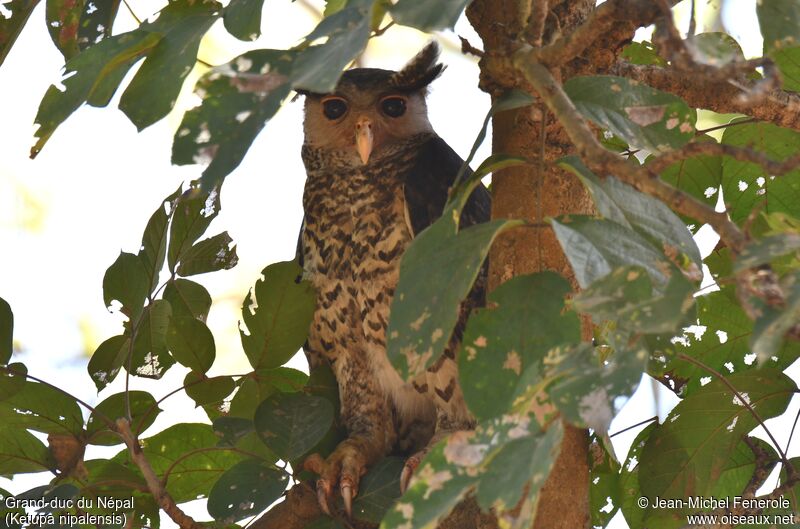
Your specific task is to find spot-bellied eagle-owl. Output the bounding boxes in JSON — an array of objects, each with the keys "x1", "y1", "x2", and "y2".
[{"x1": 297, "y1": 42, "x2": 490, "y2": 517}]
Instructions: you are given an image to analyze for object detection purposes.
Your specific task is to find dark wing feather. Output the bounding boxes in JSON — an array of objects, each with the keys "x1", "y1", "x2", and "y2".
[{"x1": 402, "y1": 135, "x2": 491, "y2": 236}]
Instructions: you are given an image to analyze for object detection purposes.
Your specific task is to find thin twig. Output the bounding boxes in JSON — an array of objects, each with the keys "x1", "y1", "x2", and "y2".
[
  {"x1": 696, "y1": 118, "x2": 756, "y2": 136},
  {"x1": 648, "y1": 141, "x2": 800, "y2": 176},
  {"x1": 609, "y1": 416, "x2": 658, "y2": 438},
  {"x1": 785, "y1": 405, "x2": 800, "y2": 456}
]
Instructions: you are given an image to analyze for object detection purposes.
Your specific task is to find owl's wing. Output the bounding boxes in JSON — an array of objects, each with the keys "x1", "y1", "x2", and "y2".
[{"x1": 402, "y1": 136, "x2": 491, "y2": 236}]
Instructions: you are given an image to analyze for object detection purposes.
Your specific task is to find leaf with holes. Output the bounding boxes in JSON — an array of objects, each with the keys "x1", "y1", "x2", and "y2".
[
  {"x1": 459, "y1": 272, "x2": 580, "y2": 422},
  {"x1": 168, "y1": 184, "x2": 221, "y2": 272},
  {"x1": 254, "y1": 392, "x2": 333, "y2": 461},
  {"x1": 0, "y1": 0, "x2": 40, "y2": 67},
  {"x1": 173, "y1": 49, "x2": 295, "y2": 190},
  {"x1": 207, "y1": 459, "x2": 288, "y2": 521},
  {"x1": 32, "y1": 30, "x2": 161, "y2": 156},
  {"x1": 76, "y1": 0, "x2": 121, "y2": 51},
  {"x1": 565, "y1": 75, "x2": 695, "y2": 153},
  {"x1": 588, "y1": 434, "x2": 621, "y2": 528},
  {"x1": 130, "y1": 300, "x2": 174, "y2": 379},
  {"x1": 176, "y1": 231, "x2": 238, "y2": 277},
  {"x1": 721, "y1": 119, "x2": 800, "y2": 224},
  {"x1": 240, "y1": 260, "x2": 316, "y2": 370},
  {"x1": 45, "y1": 0, "x2": 85, "y2": 59},
  {"x1": 639, "y1": 369, "x2": 794, "y2": 503},
  {"x1": 0, "y1": 296, "x2": 12, "y2": 364},
  {"x1": 86, "y1": 391, "x2": 159, "y2": 445},
  {"x1": 735, "y1": 233, "x2": 800, "y2": 271},
  {"x1": 87, "y1": 334, "x2": 128, "y2": 391},
  {"x1": 390, "y1": 0, "x2": 469, "y2": 30},
  {"x1": 119, "y1": 0, "x2": 221, "y2": 129}
]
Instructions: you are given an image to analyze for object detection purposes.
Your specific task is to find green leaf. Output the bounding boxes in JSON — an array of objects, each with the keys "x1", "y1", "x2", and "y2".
[
  {"x1": 388, "y1": 160, "x2": 522, "y2": 381},
  {"x1": 207, "y1": 460, "x2": 288, "y2": 521},
  {"x1": 119, "y1": 0, "x2": 220, "y2": 129},
  {"x1": 139, "y1": 185, "x2": 181, "y2": 292},
  {"x1": 459, "y1": 272, "x2": 580, "y2": 422},
  {"x1": 561, "y1": 155, "x2": 702, "y2": 267},
  {"x1": 589, "y1": 435, "x2": 621, "y2": 527},
  {"x1": 87, "y1": 334, "x2": 129, "y2": 391},
  {"x1": 176, "y1": 231, "x2": 238, "y2": 276},
  {"x1": 0, "y1": 486, "x2": 24, "y2": 528},
  {"x1": 103, "y1": 251, "x2": 149, "y2": 321},
  {"x1": 687, "y1": 32, "x2": 745, "y2": 66},
  {"x1": 475, "y1": 422, "x2": 563, "y2": 514},
  {"x1": 130, "y1": 299, "x2": 174, "y2": 379},
  {"x1": 45, "y1": 0, "x2": 86, "y2": 59},
  {"x1": 721, "y1": 119, "x2": 800, "y2": 224},
  {"x1": 184, "y1": 371, "x2": 235, "y2": 407},
  {"x1": 0, "y1": 363, "x2": 27, "y2": 401},
  {"x1": 379, "y1": 439, "x2": 477, "y2": 529},
  {"x1": 0, "y1": 0, "x2": 40, "y2": 67},
  {"x1": 166, "y1": 317, "x2": 215, "y2": 373},
  {"x1": 0, "y1": 296, "x2": 12, "y2": 364},
  {"x1": 573, "y1": 266, "x2": 696, "y2": 335},
  {"x1": 222, "y1": 0, "x2": 263, "y2": 40},
  {"x1": 291, "y1": 3, "x2": 371, "y2": 93},
  {"x1": 551, "y1": 215, "x2": 670, "y2": 289},
  {"x1": 240, "y1": 261, "x2": 316, "y2": 370},
  {"x1": 121, "y1": 423, "x2": 244, "y2": 503},
  {"x1": 750, "y1": 271, "x2": 800, "y2": 361},
  {"x1": 390, "y1": 0, "x2": 469, "y2": 31},
  {"x1": 757, "y1": 0, "x2": 800, "y2": 52},
  {"x1": 87, "y1": 390, "x2": 160, "y2": 445},
  {"x1": 172, "y1": 49, "x2": 295, "y2": 190},
  {"x1": 564, "y1": 75, "x2": 696, "y2": 153},
  {"x1": 31, "y1": 30, "x2": 161, "y2": 156},
  {"x1": 619, "y1": 423, "x2": 654, "y2": 529},
  {"x1": 0, "y1": 379, "x2": 83, "y2": 435},
  {"x1": 772, "y1": 46, "x2": 800, "y2": 92},
  {"x1": 735, "y1": 233, "x2": 800, "y2": 271},
  {"x1": 650, "y1": 135, "x2": 722, "y2": 224},
  {"x1": 228, "y1": 368, "x2": 309, "y2": 419},
  {"x1": 545, "y1": 342, "x2": 648, "y2": 432},
  {"x1": 163, "y1": 278, "x2": 212, "y2": 321},
  {"x1": 620, "y1": 41, "x2": 667, "y2": 66},
  {"x1": 83, "y1": 458, "x2": 147, "y2": 496},
  {"x1": 351, "y1": 456, "x2": 404, "y2": 523},
  {"x1": 75, "y1": 0, "x2": 121, "y2": 52},
  {"x1": 212, "y1": 416, "x2": 253, "y2": 446},
  {"x1": 639, "y1": 369, "x2": 794, "y2": 501},
  {"x1": 254, "y1": 392, "x2": 333, "y2": 461},
  {"x1": 168, "y1": 184, "x2": 221, "y2": 273},
  {"x1": 0, "y1": 429, "x2": 53, "y2": 477}
]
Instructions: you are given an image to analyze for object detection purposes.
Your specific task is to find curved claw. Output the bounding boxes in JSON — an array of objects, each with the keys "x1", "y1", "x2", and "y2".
[
  {"x1": 341, "y1": 483, "x2": 353, "y2": 518},
  {"x1": 400, "y1": 464, "x2": 414, "y2": 494},
  {"x1": 317, "y1": 480, "x2": 331, "y2": 516}
]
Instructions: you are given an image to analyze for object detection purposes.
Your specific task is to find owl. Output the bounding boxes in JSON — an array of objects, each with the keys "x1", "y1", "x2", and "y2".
[{"x1": 297, "y1": 42, "x2": 491, "y2": 517}]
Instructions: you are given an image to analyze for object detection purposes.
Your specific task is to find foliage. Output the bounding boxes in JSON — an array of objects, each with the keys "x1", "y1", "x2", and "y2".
[{"x1": 3, "y1": 1, "x2": 800, "y2": 529}]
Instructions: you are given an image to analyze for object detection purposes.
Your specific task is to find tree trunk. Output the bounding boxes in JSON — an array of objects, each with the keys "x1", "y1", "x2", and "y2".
[{"x1": 466, "y1": 1, "x2": 598, "y2": 528}]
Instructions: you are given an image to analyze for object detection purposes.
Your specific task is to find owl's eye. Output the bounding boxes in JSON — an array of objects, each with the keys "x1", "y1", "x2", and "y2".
[
  {"x1": 322, "y1": 97, "x2": 348, "y2": 120},
  {"x1": 380, "y1": 96, "x2": 407, "y2": 118}
]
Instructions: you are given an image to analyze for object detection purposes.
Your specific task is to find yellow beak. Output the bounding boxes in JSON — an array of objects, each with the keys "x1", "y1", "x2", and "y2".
[{"x1": 355, "y1": 117, "x2": 373, "y2": 164}]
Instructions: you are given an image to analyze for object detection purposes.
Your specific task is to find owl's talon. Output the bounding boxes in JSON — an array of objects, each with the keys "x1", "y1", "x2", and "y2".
[
  {"x1": 341, "y1": 483, "x2": 353, "y2": 518},
  {"x1": 316, "y1": 481, "x2": 332, "y2": 516},
  {"x1": 400, "y1": 454, "x2": 421, "y2": 493}
]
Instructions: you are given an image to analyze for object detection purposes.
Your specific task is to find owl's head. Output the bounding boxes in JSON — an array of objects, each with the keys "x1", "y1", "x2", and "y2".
[{"x1": 300, "y1": 42, "x2": 444, "y2": 165}]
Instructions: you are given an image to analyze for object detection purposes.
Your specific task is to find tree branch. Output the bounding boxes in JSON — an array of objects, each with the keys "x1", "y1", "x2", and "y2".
[
  {"x1": 513, "y1": 49, "x2": 747, "y2": 252},
  {"x1": 115, "y1": 418, "x2": 204, "y2": 529},
  {"x1": 647, "y1": 141, "x2": 800, "y2": 176},
  {"x1": 611, "y1": 62, "x2": 800, "y2": 133}
]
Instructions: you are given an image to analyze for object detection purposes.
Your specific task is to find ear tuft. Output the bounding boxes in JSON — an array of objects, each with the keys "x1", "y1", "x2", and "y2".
[{"x1": 390, "y1": 42, "x2": 445, "y2": 92}]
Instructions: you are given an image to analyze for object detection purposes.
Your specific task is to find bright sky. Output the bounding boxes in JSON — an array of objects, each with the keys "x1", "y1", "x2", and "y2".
[{"x1": 0, "y1": 1, "x2": 787, "y2": 528}]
